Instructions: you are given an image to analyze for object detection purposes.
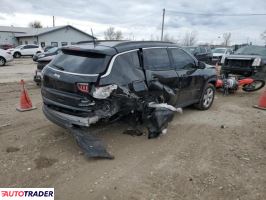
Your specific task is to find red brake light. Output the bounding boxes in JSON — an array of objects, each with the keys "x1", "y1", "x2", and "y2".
[{"x1": 77, "y1": 83, "x2": 89, "y2": 93}]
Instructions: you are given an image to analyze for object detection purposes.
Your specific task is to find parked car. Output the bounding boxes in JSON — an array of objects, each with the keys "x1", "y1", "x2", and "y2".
[
  {"x1": 7, "y1": 44, "x2": 43, "y2": 58},
  {"x1": 41, "y1": 41, "x2": 217, "y2": 138},
  {"x1": 212, "y1": 48, "x2": 232, "y2": 64},
  {"x1": 221, "y1": 45, "x2": 266, "y2": 78},
  {"x1": 44, "y1": 46, "x2": 54, "y2": 52},
  {"x1": 34, "y1": 47, "x2": 61, "y2": 85},
  {"x1": 183, "y1": 46, "x2": 212, "y2": 64},
  {"x1": 0, "y1": 49, "x2": 13, "y2": 66}
]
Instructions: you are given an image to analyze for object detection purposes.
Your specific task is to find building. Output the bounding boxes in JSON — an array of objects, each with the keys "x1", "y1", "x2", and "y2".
[{"x1": 0, "y1": 25, "x2": 95, "y2": 48}]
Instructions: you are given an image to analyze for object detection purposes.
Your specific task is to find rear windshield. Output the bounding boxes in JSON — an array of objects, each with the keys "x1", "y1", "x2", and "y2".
[
  {"x1": 234, "y1": 46, "x2": 266, "y2": 56},
  {"x1": 50, "y1": 51, "x2": 107, "y2": 74}
]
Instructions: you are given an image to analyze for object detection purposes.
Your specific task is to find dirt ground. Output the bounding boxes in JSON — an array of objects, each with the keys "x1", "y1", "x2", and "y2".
[
  {"x1": 0, "y1": 58, "x2": 36, "y2": 83},
  {"x1": 0, "y1": 79, "x2": 265, "y2": 200}
]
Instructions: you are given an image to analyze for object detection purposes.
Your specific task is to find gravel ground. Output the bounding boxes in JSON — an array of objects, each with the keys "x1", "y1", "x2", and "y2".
[
  {"x1": 0, "y1": 57, "x2": 36, "y2": 83},
  {"x1": 0, "y1": 80, "x2": 265, "y2": 200}
]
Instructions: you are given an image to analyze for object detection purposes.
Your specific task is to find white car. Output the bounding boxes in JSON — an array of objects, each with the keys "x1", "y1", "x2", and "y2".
[
  {"x1": 212, "y1": 48, "x2": 232, "y2": 63},
  {"x1": 0, "y1": 49, "x2": 13, "y2": 66},
  {"x1": 8, "y1": 44, "x2": 43, "y2": 58}
]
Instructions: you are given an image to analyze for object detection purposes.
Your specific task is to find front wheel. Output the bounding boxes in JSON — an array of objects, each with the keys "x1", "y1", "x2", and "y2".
[
  {"x1": 0, "y1": 57, "x2": 6, "y2": 66},
  {"x1": 13, "y1": 52, "x2": 21, "y2": 58},
  {"x1": 194, "y1": 83, "x2": 215, "y2": 110},
  {"x1": 242, "y1": 80, "x2": 265, "y2": 92}
]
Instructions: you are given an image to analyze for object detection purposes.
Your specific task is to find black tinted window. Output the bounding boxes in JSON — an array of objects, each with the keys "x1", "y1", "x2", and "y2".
[
  {"x1": 200, "y1": 47, "x2": 206, "y2": 53},
  {"x1": 143, "y1": 48, "x2": 170, "y2": 70},
  {"x1": 109, "y1": 51, "x2": 143, "y2": 85},
  {"x1": 50, "y1": 51, "x2": 107, "y2": 74},
  {"x1": 170, "y1": 48, "x2": 196, "y2": 70}
]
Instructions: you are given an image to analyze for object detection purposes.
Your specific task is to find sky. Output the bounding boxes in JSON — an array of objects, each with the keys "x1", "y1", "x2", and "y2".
[{"x1": 0, "y1": 0, "x2": 266, "y2": 45}]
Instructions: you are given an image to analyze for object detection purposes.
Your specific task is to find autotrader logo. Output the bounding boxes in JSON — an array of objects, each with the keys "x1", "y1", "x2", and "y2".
[{"x1": 0, "y1": 188, "x2": 54, "y2": 200}]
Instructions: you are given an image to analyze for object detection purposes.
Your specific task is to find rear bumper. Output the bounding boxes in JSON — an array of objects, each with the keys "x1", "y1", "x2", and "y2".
[{"x1": 43, "y1": 104, "x2": 99, "y2": 128}]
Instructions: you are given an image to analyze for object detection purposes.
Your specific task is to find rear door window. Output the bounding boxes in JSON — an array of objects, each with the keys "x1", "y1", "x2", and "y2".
[
  {"x1": 170, "y1": 48, "x2": 196, "y2": 70},
  {"x1": 107, "y1": 51, "x2": 143, "y2": 85},
  {"x1": 143, "y1": 48, "x2": 171, "y2": 70},
  {"x1": 50, "y1": 51, "x2": 108, "y2": 74}
]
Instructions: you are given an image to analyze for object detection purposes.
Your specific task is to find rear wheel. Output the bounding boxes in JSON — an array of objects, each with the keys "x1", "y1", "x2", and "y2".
[
  {"x1": 0, "y1": 57, "x2": 6, "y2": 66},
  {"x1": 242, "y1": 80, "x2": 265, "y2": 92},
  {"x1": 194, "y1": 83, "x2": 215, "y2": 110},
  {"x1": 13, "y1": 52, "x2": 21, "y2": 58}
]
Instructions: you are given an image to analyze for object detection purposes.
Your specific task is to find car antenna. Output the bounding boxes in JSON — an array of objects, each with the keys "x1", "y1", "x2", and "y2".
[{"x1": 91, "y1": 28, "x2": 96, "y2": 47}]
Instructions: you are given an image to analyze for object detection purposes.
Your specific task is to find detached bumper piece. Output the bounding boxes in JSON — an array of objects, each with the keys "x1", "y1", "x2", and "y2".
[
  {"x1": 43, "y1": 105, "x2": 113, "y2": 159},
  {"x1": 68, "y1": 127, "x2": 114, "y2": 159}
]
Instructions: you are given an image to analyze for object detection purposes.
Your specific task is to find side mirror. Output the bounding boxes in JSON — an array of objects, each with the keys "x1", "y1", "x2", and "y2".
[{"x1": 198, "y1": 61, "x2": 206, "y2": 69}]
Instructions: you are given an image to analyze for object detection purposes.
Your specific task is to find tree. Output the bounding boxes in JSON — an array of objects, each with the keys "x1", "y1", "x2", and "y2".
[
  {"x1": 163, "y1": 33, "x2": 176, "y2": 43},
  {"x1": 181, "y1": 31, "x2": 197, "y2": 46},
  {"x1": 222, "y1": 32, "x2": 231, "y2": 46},
  {"x1": 261, "y1": 30, "x2": 266, "y2": 45},
  {"x1": 29, "y1": 21, "x2": 43, "y2": 28},
  {"x1": 104, "y1": 27, "x2": 123, "y2": 40}
]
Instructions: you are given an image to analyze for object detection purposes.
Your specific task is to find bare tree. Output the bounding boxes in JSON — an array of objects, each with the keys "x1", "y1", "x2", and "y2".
[
  {"x1": 163, "y1": 33, "x2": 176, "y2": 43},
  {"x1": 104, "y1": 27, "x2": 123, "y2": 40},
  {"x1": 29, "y1": 21, "x2": 43, "y2": 28},
  {"x1": 181, "y1": 31, "x2": 197, "y2": 46},
  {"x1": 261, "y1": 30, "x2": 266, "y2": 45},
  {"x1": 222, "y1": 32, "x2": 231, "y2": 46}
]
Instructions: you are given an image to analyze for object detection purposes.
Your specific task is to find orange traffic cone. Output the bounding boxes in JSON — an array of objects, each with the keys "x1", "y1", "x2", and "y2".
[
  {"x1": 253, "y1": 88, "x2": 266, "y2": 110},
  {"x1": 16, "y1": 79, "x2": 36, "y2": 112}
]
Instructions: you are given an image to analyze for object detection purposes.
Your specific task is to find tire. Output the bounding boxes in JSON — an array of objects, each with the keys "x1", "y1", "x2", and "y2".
[
  {"x1": 194, "y1": 83, "x2": 216, "y2": 110},
  {"x1": 13, "y1": 52, "x2": 21, "y2": 58},
  {"x1": 242, "y1": 80, "x2": 265, "y2": 92},
  {"x1": 0, "y1": 57, "x2": 6, "y2": 66}
]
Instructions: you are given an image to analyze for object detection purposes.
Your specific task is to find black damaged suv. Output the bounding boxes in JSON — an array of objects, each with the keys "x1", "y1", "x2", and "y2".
[{"x1": 41, "y1": 41, "x2": 217, "y2": 137}]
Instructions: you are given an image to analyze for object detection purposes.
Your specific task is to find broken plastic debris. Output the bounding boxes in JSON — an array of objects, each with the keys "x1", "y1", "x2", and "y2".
[
  {"x1": 68, "y1": 127, "x2": 114, "y2": 159},
  {"x1": 92, "y1": 84, "x2": 117, "y2": 99},
  {"x1": 148, "y1": 102, "x2": 182, "y2": 113}
]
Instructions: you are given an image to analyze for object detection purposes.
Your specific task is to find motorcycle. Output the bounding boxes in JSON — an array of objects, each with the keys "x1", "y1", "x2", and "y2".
[{"x1": 216, "y1": 75, "x2": 265, "y2": 95}]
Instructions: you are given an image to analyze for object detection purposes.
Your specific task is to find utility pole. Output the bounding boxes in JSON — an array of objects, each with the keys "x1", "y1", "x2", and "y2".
[
  {"x1": 53, "y1": 16, "x2": 55, "y2": 27},
  {"x1": 161, "y1": 8, "x2": 165, "y2": 41}
]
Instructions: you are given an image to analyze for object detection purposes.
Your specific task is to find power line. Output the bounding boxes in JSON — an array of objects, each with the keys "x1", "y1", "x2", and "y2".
[{"x1": 167, "y1": 10, "x2": 266, "y2": 16}]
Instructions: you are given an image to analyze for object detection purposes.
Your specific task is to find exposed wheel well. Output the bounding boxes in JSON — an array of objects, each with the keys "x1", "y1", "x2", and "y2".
[{"x1": 208, "y1": 80, "x2": 216, "y2": 87}]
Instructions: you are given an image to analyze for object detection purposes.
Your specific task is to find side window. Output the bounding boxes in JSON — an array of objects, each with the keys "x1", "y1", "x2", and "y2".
[
  {"x1": 28, "y1": 45, "x2": 38, "y2": 49},
  {"x1": 51, "y1": 42, "x2": 58, "y2": 47},
  {"x1": 61, "y1": 42, "x2": 68, "y2": 46},
  {"x1": 170, "y1": 48, "x2": 196, "y2": 70},
  {"x1": 109, "y1": 51, "x2": 142, "y2": 85},
  {"x1": 143, "y1": 48, "x2": 170, "y2": 70},
  {"x1": 200, "y1": 47, "x2": 206, "y2": 53}
]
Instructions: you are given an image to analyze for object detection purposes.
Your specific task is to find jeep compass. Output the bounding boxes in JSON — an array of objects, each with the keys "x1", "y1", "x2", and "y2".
[{"x1": 41, "y1": 41, "x2": 217, "y2": 137}]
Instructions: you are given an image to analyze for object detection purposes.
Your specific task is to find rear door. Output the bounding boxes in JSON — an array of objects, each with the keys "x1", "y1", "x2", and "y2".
[
  {"x1": 169, "y1": 48, "x2": 204, "y2": 107},
  {"x1": 143, "y1": 48, "x2": 179, "y2": 105}
]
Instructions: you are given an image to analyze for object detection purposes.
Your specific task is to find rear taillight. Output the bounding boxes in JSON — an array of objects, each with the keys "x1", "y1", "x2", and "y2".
[{"x1": 77, "y1": 83, "x2": 89, "y2": 93}]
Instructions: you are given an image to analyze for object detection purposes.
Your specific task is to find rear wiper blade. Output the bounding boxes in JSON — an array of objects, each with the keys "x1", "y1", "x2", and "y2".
[{"x1": 53, "y1": 64, "x2": 64, "y2": 71}]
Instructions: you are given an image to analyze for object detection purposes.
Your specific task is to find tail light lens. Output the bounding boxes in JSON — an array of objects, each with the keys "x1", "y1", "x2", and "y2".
[{"x1": 77, "y1": 83, "x2": 89, "y2": 93}]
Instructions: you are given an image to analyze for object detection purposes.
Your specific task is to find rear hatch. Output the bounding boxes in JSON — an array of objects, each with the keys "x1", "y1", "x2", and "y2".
[
  {"x1": 222, "y1": 55, "x2": 257, "y2": 75},
  {"x1": 42, "y1": 47, "x2": 112, "y2": 115}
]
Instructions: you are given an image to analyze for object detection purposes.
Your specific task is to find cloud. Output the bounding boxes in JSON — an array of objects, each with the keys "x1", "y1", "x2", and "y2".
[{"x1": 0, "y1": 0, "x2": 266, "y2": 44}]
